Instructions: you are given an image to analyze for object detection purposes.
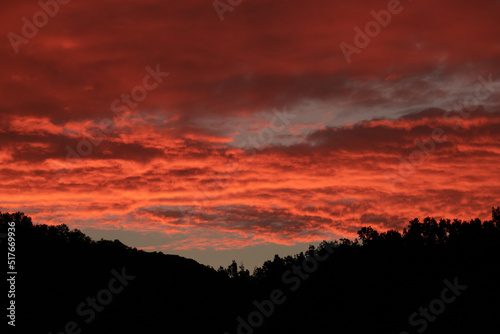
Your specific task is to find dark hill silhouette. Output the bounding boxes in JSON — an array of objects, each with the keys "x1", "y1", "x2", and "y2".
[{"x1": 1, "y1": 208, "x2": 499, "y2": 334}]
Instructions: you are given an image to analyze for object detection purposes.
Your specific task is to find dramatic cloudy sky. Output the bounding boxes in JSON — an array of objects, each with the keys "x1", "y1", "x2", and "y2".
[{"x1": 1, "y1": 0, "x2": 499, "y2": 269}]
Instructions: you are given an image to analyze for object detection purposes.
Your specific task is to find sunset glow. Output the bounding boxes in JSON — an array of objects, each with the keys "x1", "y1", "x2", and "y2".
[{"x1": 1, "y1": 0, "x2": 499, "y2": 268}]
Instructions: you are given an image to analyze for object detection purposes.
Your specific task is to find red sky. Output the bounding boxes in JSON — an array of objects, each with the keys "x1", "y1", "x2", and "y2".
[{"x1": 1, "y1": 0, "x2": 499, "y2": 268}]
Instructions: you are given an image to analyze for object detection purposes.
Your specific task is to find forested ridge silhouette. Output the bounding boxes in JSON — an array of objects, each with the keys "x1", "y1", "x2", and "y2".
[{"x1": 1, "y1": 208, "x2": 499, "y2": 334}]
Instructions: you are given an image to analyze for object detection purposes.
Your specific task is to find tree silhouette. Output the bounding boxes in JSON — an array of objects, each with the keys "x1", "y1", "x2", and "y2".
[{"x1": 2, "y1": 208, "x2": 499, "y2": 334}]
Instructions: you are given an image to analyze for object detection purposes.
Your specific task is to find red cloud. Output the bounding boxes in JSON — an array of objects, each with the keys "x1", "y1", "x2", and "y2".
[{"x1": 1, "y1": 0, "x2": 499, "y2": 254}]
